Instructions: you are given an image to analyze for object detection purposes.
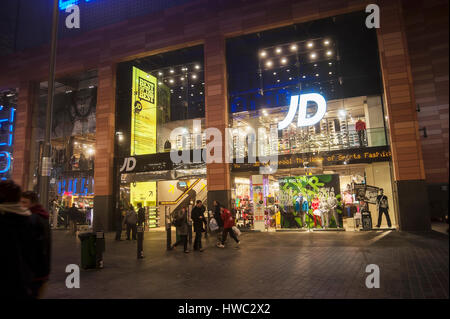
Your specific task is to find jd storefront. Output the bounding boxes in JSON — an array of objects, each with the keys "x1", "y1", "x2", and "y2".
[
  {"x1": 226, "y1": 12, "x2": 397, "y2": 231},
  {"x1": 114, "y1": 45, "x2": 208, "y2": 230}
]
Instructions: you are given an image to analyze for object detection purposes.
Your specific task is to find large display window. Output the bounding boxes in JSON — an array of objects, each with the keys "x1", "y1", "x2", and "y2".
[
  {"x1": 227, "y1": 11, "x2": 396, "y2": 231},
  {"x1": 30, "y1": 71, "x2": 98, "y2": 228},
  {"x1": 115, "y1": 45, "x2": 207, "y2": 230}
]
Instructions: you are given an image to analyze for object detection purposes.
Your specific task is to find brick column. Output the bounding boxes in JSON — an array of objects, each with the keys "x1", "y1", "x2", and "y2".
[
  {"x1": 377, "y1": 0, "x2": 430, "y2": 230},
  {"x1": 93, "y1": 64, "x2": 116, "y2": 231},
  {"x1": 204, "y1": 34, "x2": 232, "y2": 209},
  {"x1": 12, "y1": 81, "x2": 37, "y2": 189}
]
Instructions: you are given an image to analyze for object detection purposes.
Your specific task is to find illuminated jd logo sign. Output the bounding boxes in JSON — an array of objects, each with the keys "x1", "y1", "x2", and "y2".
[
  {"x1": 277, "y1": 93, "x2": 327, "y2": 130},
  {"x1": 120, "y1": 157, "x2": 136, "y2": 173}
]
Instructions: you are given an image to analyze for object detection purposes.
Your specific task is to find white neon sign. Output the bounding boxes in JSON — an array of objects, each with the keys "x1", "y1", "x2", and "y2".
[{"x1": 277, "y1": 93, "x2": 327, "y2": 130}]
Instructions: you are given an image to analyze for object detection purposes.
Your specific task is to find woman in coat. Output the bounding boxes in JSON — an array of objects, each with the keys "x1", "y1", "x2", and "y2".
[
  {"x1": 218, "y1": 207, "x2": 240, "y2": 248},
  {"x1": 171, "y1": 207, "x2": 189, "y2": 253}
]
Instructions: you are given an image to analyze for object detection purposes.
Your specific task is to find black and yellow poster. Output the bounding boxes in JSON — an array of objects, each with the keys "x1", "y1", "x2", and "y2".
[{"x1": 131, "y1": 67, "x2": 157, "y2": 155}]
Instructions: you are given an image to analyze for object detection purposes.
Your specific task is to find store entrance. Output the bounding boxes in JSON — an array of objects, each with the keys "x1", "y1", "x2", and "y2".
[{"x1": 119, "y1": 177, "x2": 207, "y2": 231}]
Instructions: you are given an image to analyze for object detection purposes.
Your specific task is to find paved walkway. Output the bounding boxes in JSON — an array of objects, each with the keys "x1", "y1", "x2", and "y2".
[{"x1": 45, "y1": 229, "x2": 449, "y2": 299}]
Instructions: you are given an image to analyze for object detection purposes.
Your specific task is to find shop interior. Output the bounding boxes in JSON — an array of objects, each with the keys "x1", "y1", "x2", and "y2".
[{"x1": 232, "y1": 161, "x2": 397, "y2": 231}]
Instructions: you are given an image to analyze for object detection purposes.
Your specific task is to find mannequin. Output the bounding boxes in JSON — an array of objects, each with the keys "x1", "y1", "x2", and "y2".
[
  {"x1": 327, "y1": 191, "x2": 340, "y2": 228},
  {"x1": 318, "y1": 195, "x2": 329, "y2": 228},
  {"x1": 312, "y1": 196, "x2": 322, "y2": 228},
  {"x1": 343, "y1": 191, "x2": 353, "y2": 217},
  {"x1": 376, "y1": 188, "x2": 392, "y2": 228},
  {"x1": 302, "y1": 197, "x2": 309, "y2": 228},
  {"x1": 355, "y1": 118, "x2": 366, "y2": 147}
]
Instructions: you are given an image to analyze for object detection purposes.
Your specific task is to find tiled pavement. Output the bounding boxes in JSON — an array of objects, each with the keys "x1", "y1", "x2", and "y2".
[{"x1": 44, "y1": 229, "x2": 449, "y2": 299}]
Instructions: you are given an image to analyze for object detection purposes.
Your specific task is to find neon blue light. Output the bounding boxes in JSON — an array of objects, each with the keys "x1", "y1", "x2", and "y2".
[
  {"x1": 74, "y1": 178, "x2": 78, "y2": 195},
  {"x1": 0, "y1": 105, "x2": 3, "y2": 110},
  {"x1": 59, "y1": 0, "x2": 79, "y2": 10},
  {"x1": 59, "y1": 0, "x2": 96, "y2": 10},
  {"x1": 0, "y1": 151, "x2": 11, "y2": 173},
  {"x1": 0, "y1": 119, "x2": 8, "y2": 146},
  {"x1": 58, "y1": 181, "x2": 62, "y2": 195},
  {"x1": 10, "y1": 108, "x2": 15, "y2": 123}
]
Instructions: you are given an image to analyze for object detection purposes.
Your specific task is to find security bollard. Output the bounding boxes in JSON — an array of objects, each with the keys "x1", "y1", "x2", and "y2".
[
  {"x1": 95, "y1": 231, "x2": 105, "y2": 269},
  {"x1": 137, "y1": 226, "x2": 144, "y2": 259}
]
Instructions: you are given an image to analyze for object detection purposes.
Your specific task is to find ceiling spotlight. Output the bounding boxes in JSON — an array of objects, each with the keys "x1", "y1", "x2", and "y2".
[
  {"x1": 307, "y1": 42, "x2": 314, "y2": 48},
  {"x1": 88, "y1": 85, "x2": 94, "y2": 89},
  {"x1": 290, "y1": 44, "x2": 298, "y2": 51},
  {"x1": 195, "y1": 64, "x2": 200, "y2": 70},
  {"x1": 170, "y1": 69, "x2": 174, "y2": 73},
  {"x1": 314, "y1": 64, "x2": 317, "y2": 67},
  {"x1": 329, "y1": 62, "x2": 332, "y2": 65},
  {"x1": 273, "y1": 72, "x2": 277, "y2": 75},
  {"x1": 324, "y1": 40, "x2": 330, "y2": 45},
  {"x1": 199, "y1": 92, "x2": 203, "y2": 95},
  {"x1": 281, "y1": 58, "x2": 287, "y2": 64},
  {"x1": 180, "y1": 77, "x2": 185, "y2": 81},
  {"x1": 266, "y1": 60, "x2": 273, "y2": 67},
  {"x1": 289, "y1": 77, "x2": 292, "y2": 80},
  {"x1": 310, "y1": 53, "x2": 317, "y2": 59},
  {"x1": 302, "y1": 75, "x2": 306, "y2": 78},
  {"x1": 192, "y1": 74, "x2": 197, "y2": 79},
  {"x1": 338, "y1": 109, "x2": 347, "y2": 117},
  {"x1": 275, "y1": 47, "x2": 282, "y2": 54},
  {"x1": 169, "y1": 79, "x2": 174, "y2": 83},
  {"x1": 329, "y1": 71, "x2": 332, "y2": 75},
  {"x1": 262, "y1": 110, "x2": 268, "y2": 116},
  {"x1": 260, "y1": 51, "x2": 267, "y2": 57},
  {"x1": 277, "y1": 79, "x2": 280, "y2": 82},
  {"x1": 326, "y1": 50, "x2": 332, "y2": 56},
  {"x1": 158, "y1": 82, "x2": 162, "y2": 85},
  {"x1": 158, "y1": 72, "x2": 163, "y2": 76},
  {"x1": 315, "y1": 73, "x2": 319, "y2": 77}
]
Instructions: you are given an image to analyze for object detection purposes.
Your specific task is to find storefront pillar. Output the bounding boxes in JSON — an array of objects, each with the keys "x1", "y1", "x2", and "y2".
[
  {"x1": 93, "y1": 64, "x2": 116, "y2": 232},
  {"x1": 377, "y1": 0, "x2": 430, "y2": 231},
  {"x1": 204, "y1": 34, "x2": 232, "y2": 209},
  {"x1": 12, "y1": 81, "x2": 37, "y2": 190}
]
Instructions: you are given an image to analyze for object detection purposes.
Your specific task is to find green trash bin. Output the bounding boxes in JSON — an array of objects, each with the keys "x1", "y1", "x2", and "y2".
[{"x1": 78, "y1": 232, "x2": 96, "y2": 269}]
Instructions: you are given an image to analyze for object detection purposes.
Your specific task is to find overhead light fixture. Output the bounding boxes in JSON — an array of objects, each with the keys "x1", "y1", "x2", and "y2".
[
  {"x1": 324, "y1": 39, "x2": 330, "y2": 45},
  {"x1": 158, "y1": 72, "x2": 163, "y2": 76},
  {"x1": 273, "y1": 72, "x2": 277, "y2": 75},
  {"x1": 195, "y1": 64, "x2": 200, "y2": 70},
  {"x1": 329, "y1": 72, "x2": 332, "y2": 75},
  {"x1": 326, "y1": 50, "x2": 332, "y2": 56},
  {"x1": 192, "y1": 74, "x2": 197, "y2": 79},
  {"x1": 329, "y1": 62, "x2": 332, "y2": 65},
  {"x1": 169, "y1": 79, "x2": 174, "y2": 83},
  {"x1": 307, "y1": 42, "x2": 314, "y2": 48},
  {"x1": 315, "y1": 73, "x2": 319, "y2": 77},
  {"x1": 65, "y1": 90, "x2": 72, "y2": 94},
  {"x1": 290, "y1": 44, "x2": 297, "y2": 51},
  {"x1": 275, "y1": 47, "x2": 282, "y2": 54},
  {"x1": 260, "y1": 51, "x2": 267, "y2": 57},
  {"x1": 302, "y1": 75, "x2": 306, "y2": 78},
  {"x1": 281, "y1": 57, "x2": 287, "y2": 64},
  {"x1": 266, "y1": 60, "x2": 273, "y2": 67},
  {"x1": 170, "y1": 69, "x2": 174, "y2": 73},
  {"x1": 310, "y1": 53, "x2": 317, "y2": 59},
  {"x1": 88, "y1": 85, "x2": 94, "y2": 89}
]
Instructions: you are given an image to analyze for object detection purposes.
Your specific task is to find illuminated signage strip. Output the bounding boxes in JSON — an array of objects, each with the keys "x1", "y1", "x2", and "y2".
[
  {"x1": 131, "y1": 67, "x2": 157, "y2": 156},
  {"x1": 0, "y1": 106, "x2": 15, "y2": 179},
  {"x1": 231, "y1": 146, "x2": 392, "y2": 172}
]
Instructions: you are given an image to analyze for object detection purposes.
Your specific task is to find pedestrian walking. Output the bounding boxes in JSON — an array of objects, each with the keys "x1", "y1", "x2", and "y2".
[
  {"x1": 213, "y1": 200, "x2": 224, "y2": 246},
  {"x1": 115, "y1": 205, "x2": 126, "y2": 241},
  {"x1": 218, "y1": 206, "x2": 240, "y2": 248},
  {"x1": 20, "y1": 191, "x2": 51, "y2": 299},
  {"x1": 137, "y1": 202, "x2": 146, "y2": 227},
  {"x1": 68, "y1": 204, "x2": 80, "y2": 235},
  {"x1": 191, "y1": 200, "x2": 206, "y2": 252},
  {"x1": 0, "y1": 180, "x2": 35, "y2": 298},
  {"x1": 124, "y1": 204, "x2": 137, "y2": 240},
  {"x1": 171, "y1": 207, "x2": 189, "y2": 253}
]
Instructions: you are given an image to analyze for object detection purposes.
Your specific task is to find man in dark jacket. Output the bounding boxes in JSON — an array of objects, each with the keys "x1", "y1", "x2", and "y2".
[
  {"x1": 191, "y1": 200, "x2": 206, "y2": 252},
  {"x1": 0, "y1": 180, "x2": 34, "y2": 299},
  {"x1": 137, "y1": 202, "x2": 146, "y2": 227},
  {"x1": 20, "y1": 191, "x2": 51, "y2": 299}
]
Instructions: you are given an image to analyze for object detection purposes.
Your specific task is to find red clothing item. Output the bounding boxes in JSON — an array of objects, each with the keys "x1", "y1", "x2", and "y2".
[
  {"x1": 355, "y1": 120, "x2": 366, "y2": 131},
  {"x1": 221, "y1": 209, "x2": 235, "y2": 229},
  {"x1": 311, "y1": 198, "x2": 320, "y2": 211}
]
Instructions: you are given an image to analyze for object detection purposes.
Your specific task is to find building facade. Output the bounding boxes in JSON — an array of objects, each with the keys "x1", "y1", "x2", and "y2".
[{"x1": 0, "y1": 0, "x2": 448, "y2": 231}]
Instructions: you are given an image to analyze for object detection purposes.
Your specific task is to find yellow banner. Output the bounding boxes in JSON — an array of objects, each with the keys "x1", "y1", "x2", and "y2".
[
  {"x1": 130, "y1": 182, "x2": 157, "y2": 207},
  {"x1": 131, "y1": 67, "x2": 157, "y2": 155}
]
